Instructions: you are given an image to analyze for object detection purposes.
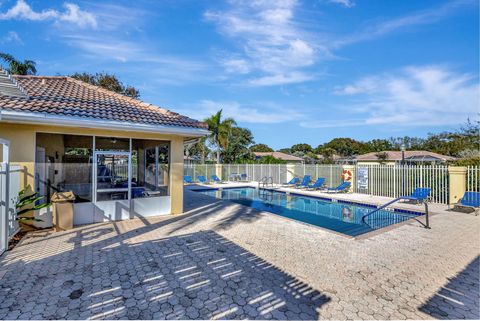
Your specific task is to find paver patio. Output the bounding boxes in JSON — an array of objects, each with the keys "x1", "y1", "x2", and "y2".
[{"x1": 0, "y1": 189, "x2": 478, "y2": 320}]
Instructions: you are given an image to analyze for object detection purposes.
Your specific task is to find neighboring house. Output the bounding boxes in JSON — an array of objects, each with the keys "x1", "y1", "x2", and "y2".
[
  {"x1": 355, "y1": 151, "x2": 455, "y2": 165},
  {"x1": 253, "y1": 152, "x2": 304, "y2": 163},
  {"x1": 0, "y1": 70, "x2": 209, "y2": 226}
]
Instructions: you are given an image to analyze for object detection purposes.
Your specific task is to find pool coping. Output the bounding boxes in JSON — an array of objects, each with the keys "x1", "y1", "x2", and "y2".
[{"x1": 187, "y1": 186, "x2": 435, "y2": 240}]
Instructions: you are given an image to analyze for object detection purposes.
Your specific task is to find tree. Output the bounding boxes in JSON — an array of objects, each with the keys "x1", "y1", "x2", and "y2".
[
  {"x1": 375, "y1": 152, "x2": 389, "y2": 164},
  {"x1": 365, "y1": 139, "x2": 393, "y2": 152},
  {"x1": 185, "y1": 138, "x2": 210, "y2": 164},
  {"x1": 250, "y1": 144, "x2": 274, "y2": 153},
  {"x1": 70, "y1": 72, "x2": 140, "y2": 98},
  {"x1": 291, "y1": 143, "x2": 313, "y2": 154},
  {"x1": 277, "y1": 148, "x2": 292, "y2": 154},
  {"x1": 222, "y1": 127, "x2": 254, "y2": 163},
  {"x1": 0, "y1": 53, "x2": 36, "y2": 75},
  {"x1": 323, "y1": 138, "x2": 368, "y2": 156},
  {"x1": 204, "y1": 109, "x2": 236, "y2": 163},
  {"x1": 317, "y1": 147, "x2": 337, "y2": 164},
  {"x1": 256, "y1": 155, "x2": 286, "y2": 164}
]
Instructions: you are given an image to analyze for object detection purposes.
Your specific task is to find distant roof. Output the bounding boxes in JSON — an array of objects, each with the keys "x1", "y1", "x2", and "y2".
[
  {"x1": 254, "y1": 152, "x2": 304, "y2": 161},
  {"x1": 0, "y1": 73, "x2": 207, "y2": 130},
  {"x1": 356, "y1": 151, "x2": 455, "y2": 162}
]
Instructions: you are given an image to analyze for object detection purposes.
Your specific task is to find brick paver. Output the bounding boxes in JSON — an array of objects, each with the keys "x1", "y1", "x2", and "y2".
[{"x1": 0, "y1": 189, "x2": 478, "y2": 320}]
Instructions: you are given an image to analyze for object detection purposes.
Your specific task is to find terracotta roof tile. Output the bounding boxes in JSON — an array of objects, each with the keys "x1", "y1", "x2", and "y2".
[{"x1": 0, "y1": 76, "x2": 207, "y2": 130}]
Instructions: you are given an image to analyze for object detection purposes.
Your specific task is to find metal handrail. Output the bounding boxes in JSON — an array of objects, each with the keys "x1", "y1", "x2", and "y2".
[
  {"x1": 362, "y1": 197, "x2": 430, "y2": 229},
  {"x1": 259, "y1": 176, "x2": 273, "y2": 188}
]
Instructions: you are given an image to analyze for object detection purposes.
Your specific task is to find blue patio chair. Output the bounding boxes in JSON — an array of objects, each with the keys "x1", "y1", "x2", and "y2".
[
  {"x1": 327, "y1": 181, "x2": 351, "y2": 193},
  {"x1": 211, "y1": 175, "x2": 226, "y2": 184},
  {"x1": 454, "y1": 191, "x2": 480, "y2": 215},
  {"x1": 282, "y1": 177, "x2": 299, "y2": 187},
  {"x1": 307, "y1": 178, "x2": 326, "y2": 190},
  {"x1": 197, "y1": 175, "x2": 209, "y2": 184},
  {"x1": 295, "y1": 175, "x2": 311, "y2": 189},
  {"x1": 401, "y1": 187, "x2": 431, "y2": 204},
  {"x1": 240, "y1": 173, "x2": 248, "y2": 181},
  {"x1": 184, "y1": 175, "x2": 193, "y2": 184}
]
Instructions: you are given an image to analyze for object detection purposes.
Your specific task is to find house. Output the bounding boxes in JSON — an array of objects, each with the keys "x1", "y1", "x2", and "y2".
[
  {"x1": 0, "y1": 70, "x2": 209, "y2": 226},
  {"x1": 355, "y1": 151, "x2": 455, "y2": 165},
  {"x1": 253, "y1": 151, "x2": 304, "y2": 163}
]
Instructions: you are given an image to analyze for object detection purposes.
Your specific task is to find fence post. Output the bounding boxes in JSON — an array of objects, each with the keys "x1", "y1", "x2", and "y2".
[
  {"x1": 342, "y1": 164, "x2": 356, "y2": 193},
  {"x1": 215, "y1": 164, "x2": 223, "y2": 180},
  {"x1": 286, "y1": 164, "x2": 295, "y2": 182},
  {"x1": 448, "y1": 166, "x2": 467, "y2": 205}
]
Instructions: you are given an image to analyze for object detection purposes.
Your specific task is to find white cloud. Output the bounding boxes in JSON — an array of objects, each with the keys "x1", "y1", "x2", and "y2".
[
  {"x1": 205, "y1": 0, "x2": 322, "y2": 86},
  {"x1": 327, "y1": 0, "x2": 355, "y2": 8},
  {"x1": 64, "y1": 35, "x2": 208, "y2": 85},
  {"x1": 180, "y1": 100, "x2": 305, "y2": 124},
  {"x1": 317, "y1": 66, "x2": 479, "y2": 128},
  {"x1": 58, "y1": 3, "x2": 97, "y2": 28},
  {"x1": 333, "y1": 0, "x2": 474, "y2": 48},
  {"x1": 0, "y1": 31, "x2": 23, "y2": 44},
  {"x1": 248, "y1": 72, "x2": 314, "y2": 86},
  {"x1": 0, "y1": 0, "x2": 96, "y2": 28}
]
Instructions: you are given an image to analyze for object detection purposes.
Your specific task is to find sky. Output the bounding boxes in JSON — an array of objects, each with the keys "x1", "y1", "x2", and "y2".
[{"x1": 0, "y1": 0, "x2": 478, "y2": 150}]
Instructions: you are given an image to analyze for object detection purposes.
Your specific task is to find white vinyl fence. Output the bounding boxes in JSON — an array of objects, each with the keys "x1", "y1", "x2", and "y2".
[
  {"x1": 0, "y1": 164, "x2": 21, "y2": 245},
  {"x1": 355, "y1": 164, "x2": 449, "y2": 204},
  {"x1": 184, "y1": 163, "x2": 464, "y2": 204},
  {"x1": 292, "y1": 164, "x2": 343, "y2": 188},
  {"x1": 467, "y1": 166, "x2": 480, "y2": 192}
]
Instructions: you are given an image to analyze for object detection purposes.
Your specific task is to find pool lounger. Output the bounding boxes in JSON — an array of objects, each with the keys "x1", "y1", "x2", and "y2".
[
  {"x1": 211, "y1": 175, "x2": 227, "y2": 184},
  {"x1": 306, "y1": 178, "x2": 326, "y2": 191},
  {"x1": 453, "y1": 191, "x2": 480, "y2": 215},
  {"x1": 295, "y1": 175, "x2": 312, "y2": 189},
  {"x1": 326, "y1": 181, "x2": 351, "y2": 193}
]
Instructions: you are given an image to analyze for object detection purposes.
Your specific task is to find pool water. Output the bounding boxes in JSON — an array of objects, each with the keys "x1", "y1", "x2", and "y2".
[{"x1": 194, "y1": 187, "x2": 420, "y2": 237}]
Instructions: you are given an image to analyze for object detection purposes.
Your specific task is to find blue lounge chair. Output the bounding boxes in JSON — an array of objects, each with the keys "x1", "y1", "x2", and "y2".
[
  {"x1": 184, "y1": 175, "x2": 193, "y2": 184},
  {"x1": 295, "y1": 175, "x2": 311, "y2": 189},
  {"x1": 197, "y1": 175, "x2": 209, "y2": 184},
  {"x1": 454, "y1": 191, "x2": 480, "y2": 215},
  {"x1": 401, "y1": 187, "x2": 431, "y2": 204},
  {"x1": 240, "y1": 173, "x2": 248, "y2": 181},
  {"x1": 327, "y1": 181, "x2": 351, "y2": 193},
  {"x1": 211, "y1": 175, "x2": 226, "y2": 184},
  {"x1": 282, "y1": 177, "x2": 299, "y2": 187},
  {"x1": 307, "y1": 178, "x2": 326, "y2": 190}
]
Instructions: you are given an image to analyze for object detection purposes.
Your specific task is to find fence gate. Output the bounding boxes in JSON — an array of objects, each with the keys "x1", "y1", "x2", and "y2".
[{"x1": 0, "y1": 139, "x2": 10, "y2": 256}]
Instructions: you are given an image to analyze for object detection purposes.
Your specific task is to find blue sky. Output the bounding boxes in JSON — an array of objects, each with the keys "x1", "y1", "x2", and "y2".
[{"x1": 0, "y1": 0, "x2": 478, "y2": 149}]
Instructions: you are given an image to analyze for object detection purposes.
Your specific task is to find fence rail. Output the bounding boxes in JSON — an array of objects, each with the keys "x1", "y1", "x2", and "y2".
[{"x1": 355, "y1": 164, "x2": 449, "y2": 204}]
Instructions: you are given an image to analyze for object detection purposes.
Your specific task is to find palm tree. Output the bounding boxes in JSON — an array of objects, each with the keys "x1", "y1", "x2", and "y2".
[
  {"x1": 204, "y1": 109, "x2": 236, "y2": 163},
  {"x1": 0, "y1": 53, "x2": 37, "y2": 75}
]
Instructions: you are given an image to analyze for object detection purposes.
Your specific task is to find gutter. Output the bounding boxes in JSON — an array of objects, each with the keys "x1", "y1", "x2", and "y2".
[{"x1": 0, "y1": 110, "x2": 210, "y2": 137}]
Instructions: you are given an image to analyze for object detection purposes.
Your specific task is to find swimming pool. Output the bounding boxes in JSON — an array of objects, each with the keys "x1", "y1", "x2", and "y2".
[{"x1": 193, "y1": 187, "x2": 421, "y2": 237}]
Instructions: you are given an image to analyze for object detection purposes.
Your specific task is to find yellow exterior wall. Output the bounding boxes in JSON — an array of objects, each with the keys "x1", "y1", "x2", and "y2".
[{"x1": 0, "y1": 122, "x2": 188, "y2": 214}]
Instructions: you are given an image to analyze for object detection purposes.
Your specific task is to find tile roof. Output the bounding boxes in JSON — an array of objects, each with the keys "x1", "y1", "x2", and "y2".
[
  {"x1": 0, "y1": 75, "x2": 207, "y2": 130},
  {"x1": 356, "y1": 151, "x2": 455, "y2": 161},
  {"x1": 254, "y1": 152, "x2": 304, "y2": 162}
]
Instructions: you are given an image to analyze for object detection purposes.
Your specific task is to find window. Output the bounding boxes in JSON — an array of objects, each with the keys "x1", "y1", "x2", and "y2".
[
  {"x1": 36, "y1": 133, "x2": 93, "y2": 203},
  {"x1": 132, "y1": 139, "x2": 170, "y2": 198}
]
